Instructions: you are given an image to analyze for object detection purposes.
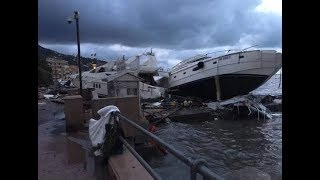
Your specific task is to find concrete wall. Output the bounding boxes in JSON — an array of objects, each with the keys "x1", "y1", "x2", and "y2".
[
  {"x1": 91, "y1": 96, "x2": 146, "y2": 138},
  {"x1": 107, "y1": 148, "x2": 153, "y2": 180},
  {"x1": 67, "y1": 88, "x2": 80, "y2": 96},
  {"x1": 63, "y1": 95, "x2": 84, "y2": 132},
  {"x1": 108, "y1": 81, "x2": 139, "y2": 98}
]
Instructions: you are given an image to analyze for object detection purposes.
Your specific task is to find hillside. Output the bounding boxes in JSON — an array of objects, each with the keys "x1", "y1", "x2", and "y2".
[
  {"x1": 38, "y1": 45, "x2": 107, "y2": 71},
  {"x1": 38, "y1": 51, "x2": 53, "y2": 87}
]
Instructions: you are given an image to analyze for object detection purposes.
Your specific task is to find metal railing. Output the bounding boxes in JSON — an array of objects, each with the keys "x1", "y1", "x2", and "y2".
[{"x1": 115, "y1": 112, "x2": 224, "y2": 180}]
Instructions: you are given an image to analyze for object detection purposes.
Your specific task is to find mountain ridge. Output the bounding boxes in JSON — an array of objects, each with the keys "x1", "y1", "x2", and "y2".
[{"x1": 38, "y1": 45, "x2": 106, "y2": 71}]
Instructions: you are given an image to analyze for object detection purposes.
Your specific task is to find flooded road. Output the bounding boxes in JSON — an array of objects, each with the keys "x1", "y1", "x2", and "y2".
[
  {"x1": 147, "y1": 74, "x2": 282, "y2": 180},
  {"x1": 148, "y1": 116, "x2": 282, "y2": 179},
  {"x1": 38, "y1": 101, "x2": 101, "y2": 180}
]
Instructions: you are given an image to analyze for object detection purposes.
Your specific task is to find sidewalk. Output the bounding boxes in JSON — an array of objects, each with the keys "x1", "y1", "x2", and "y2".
[{"x1": 38, "y1": 100, "x2": 98, "y2": 180}]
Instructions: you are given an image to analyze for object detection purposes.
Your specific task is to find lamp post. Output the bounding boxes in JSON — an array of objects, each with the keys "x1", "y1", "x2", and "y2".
[
  {"x1": 68, "y1": 11, "x2": 83, "y2": 96},
  {"x1": 91, "y1": 53, "x2": 97, "y2": 70}
]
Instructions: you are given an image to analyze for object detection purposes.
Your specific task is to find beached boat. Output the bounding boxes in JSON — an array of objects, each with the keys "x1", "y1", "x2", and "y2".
[{"x1": 168, "y1": 50, "x2": 282, "y2": 100}]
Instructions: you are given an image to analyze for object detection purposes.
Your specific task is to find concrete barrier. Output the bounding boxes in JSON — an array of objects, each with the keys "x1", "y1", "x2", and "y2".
[
  {"x1": 66, "y1": 88, "x2": 79, "y2": 96},
  {"x1": 107, "y1": 147, "x2": 153, "y2": 180},
  {"x1": 63, "y1": 95, "x2": 84, "y2": 132}
]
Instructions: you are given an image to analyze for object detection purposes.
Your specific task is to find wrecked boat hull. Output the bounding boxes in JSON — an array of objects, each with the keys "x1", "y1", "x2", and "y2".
[
  {"x1": 168, "y1": 50, "x2": 282, "y2": 101},
  {"x1": 168, "y1": 74, "x2": 269, "y2": 100}
]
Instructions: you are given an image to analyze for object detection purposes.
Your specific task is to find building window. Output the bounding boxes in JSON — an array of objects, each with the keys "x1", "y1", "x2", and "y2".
[
  {"x1": 127, "y1": 88, "x2": 138, "y2": 95},
  {"x1": 127, "y1": 88, "x2": 133, "y2": 95},
  {"x1": 99, "y1": 84, "x2": 101, "y2": 88}
]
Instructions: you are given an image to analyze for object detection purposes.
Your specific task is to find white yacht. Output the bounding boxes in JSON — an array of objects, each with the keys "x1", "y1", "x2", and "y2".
[{"x1": 168, "y1": 49, "x2": 282, "y2": 100}]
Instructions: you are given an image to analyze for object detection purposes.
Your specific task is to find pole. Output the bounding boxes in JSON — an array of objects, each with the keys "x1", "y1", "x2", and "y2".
[
  {"x1": 75, "y1": 14, "x2": 83, "y2": 96},
  {"x1": 215, "y1": 76, "x2": 221, "y2": 101}
]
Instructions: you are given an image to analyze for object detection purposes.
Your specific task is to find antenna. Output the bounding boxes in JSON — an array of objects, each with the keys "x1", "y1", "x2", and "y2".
[
  {"x1": 241, "y1": 45, "x2": 258, "y2": 52},
  {"x1": 205, "y1": 49, "x2": 232, "y2": 56}
]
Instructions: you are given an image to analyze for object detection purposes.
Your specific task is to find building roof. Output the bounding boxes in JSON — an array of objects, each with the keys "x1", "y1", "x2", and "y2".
[{"x1": 102, "y1": 71, "x2": 143, "y2": 82}]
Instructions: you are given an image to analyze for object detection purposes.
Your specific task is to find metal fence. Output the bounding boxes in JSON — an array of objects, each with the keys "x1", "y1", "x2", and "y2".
[{"x1": 115, "y1": 112, "x2": 223, "y2": 180}]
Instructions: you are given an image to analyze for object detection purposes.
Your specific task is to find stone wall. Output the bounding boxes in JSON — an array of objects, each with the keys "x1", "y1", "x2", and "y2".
[{"x1": 63, "y1": 95, "x2": 84, "y2": 132}]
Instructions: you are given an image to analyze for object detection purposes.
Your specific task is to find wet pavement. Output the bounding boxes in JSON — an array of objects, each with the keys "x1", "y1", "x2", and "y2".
[{"x1": 38, "y1": 100, "x2": 100, "y2": 180}]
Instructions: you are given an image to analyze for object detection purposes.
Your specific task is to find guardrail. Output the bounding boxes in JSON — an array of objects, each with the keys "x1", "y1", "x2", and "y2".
[{"x1": 115, "y1": 112, "x2": 223, "y2": 180}]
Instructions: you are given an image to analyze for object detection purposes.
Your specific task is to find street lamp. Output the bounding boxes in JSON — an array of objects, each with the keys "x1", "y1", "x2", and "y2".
[
  {"x1": 91, "y1": 53, "x2": 97, "y2": 70},
  {"x1": 67, "y1": 11, "x2": 83, "y2": 96}
]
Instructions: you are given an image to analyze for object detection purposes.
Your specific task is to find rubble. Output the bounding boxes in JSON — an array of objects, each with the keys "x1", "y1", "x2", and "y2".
[{"x1": 142, "y1": 94, "x2": 281, "y2": 124}]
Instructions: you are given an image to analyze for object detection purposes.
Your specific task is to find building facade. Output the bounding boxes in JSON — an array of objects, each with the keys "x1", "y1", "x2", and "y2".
[
  {"x1": 46, "y1": 58, "x2": 69, "y2": 80},
  {"x1": 68, "y1": 65, "x2": 79, "y2": 75}
]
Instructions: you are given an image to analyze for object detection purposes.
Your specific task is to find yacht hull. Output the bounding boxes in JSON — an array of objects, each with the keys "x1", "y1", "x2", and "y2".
[
  {"x1": 168, "y1": 74, "x2": 268, "y2": 100},
  {"x1": 168, "y1": 50, "x2": 282, "y2": 100}
]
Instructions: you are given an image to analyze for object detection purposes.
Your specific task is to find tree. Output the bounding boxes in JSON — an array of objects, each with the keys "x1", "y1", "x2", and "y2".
[{"x1": 38, "y1": 53, "x2": 53, "y2": 87}]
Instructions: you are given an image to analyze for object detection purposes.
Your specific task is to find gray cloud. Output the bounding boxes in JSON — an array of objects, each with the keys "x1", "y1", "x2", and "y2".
[
  {"x1": 39, "y1": 0, "x2": 281, "y2": 49},
  {"x1": 39, "y1": 0, "x2": 281, "y2": 70}
]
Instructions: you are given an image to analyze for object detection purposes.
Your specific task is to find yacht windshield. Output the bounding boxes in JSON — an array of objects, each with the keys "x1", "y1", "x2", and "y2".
[{"x1": 171, "y1": 54, "x2": 209, "y2": 71}]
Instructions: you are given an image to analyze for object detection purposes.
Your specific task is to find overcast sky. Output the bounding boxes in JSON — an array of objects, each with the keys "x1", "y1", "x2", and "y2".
[{"x1": 39, "y1": 0, "x2": 281, "y2": 69}]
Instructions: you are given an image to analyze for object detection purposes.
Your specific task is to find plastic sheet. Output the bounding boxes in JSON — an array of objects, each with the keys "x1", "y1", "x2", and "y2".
[{"x1": 89, "y1": 105, "x2": 120, "y2": 147}]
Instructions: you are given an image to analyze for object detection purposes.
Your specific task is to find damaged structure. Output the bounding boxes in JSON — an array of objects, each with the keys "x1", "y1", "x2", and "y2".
[
  {"x1": 93, "y1": 71, "x2": 142, "y2": 98},
  {"x1": 143, "y1": 94, "x2": 281, "y2": 124}
]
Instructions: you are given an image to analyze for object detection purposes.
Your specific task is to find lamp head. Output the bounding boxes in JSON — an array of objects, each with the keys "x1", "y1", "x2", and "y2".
[
  {"x1": 74, "y1": 11, "x2": 80, "y2": 19},
  {"x1": 67, "y1": 17, "x2": 73, "y2": 24}
]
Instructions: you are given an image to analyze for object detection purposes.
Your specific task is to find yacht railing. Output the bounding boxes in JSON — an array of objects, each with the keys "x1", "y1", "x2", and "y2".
[
  {"x1": 170, "y1": 45, "x2": 261, "y2": 73},
  {"x1": 170, "y1": 49, "x2": 242, "y2": 72}
]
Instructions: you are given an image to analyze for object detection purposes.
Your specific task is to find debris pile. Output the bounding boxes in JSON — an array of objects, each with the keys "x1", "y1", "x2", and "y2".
[
  {"x1": 142, "y1": 94, "x2": 281, "y2": 124},
  {"x1": 206, "y1": 95, "x2": 274, "y2": 120}
]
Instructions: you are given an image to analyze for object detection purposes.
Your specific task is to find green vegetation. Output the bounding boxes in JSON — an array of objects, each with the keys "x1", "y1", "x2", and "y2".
[{"x1": 38, "y1": 52, "x2": 53, "y2": 87}]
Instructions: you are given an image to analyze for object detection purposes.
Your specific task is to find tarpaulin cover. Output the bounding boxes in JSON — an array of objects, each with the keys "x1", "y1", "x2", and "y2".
[{"x1": 89, "y1": 105, "x2": 120, "y2": 147}]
